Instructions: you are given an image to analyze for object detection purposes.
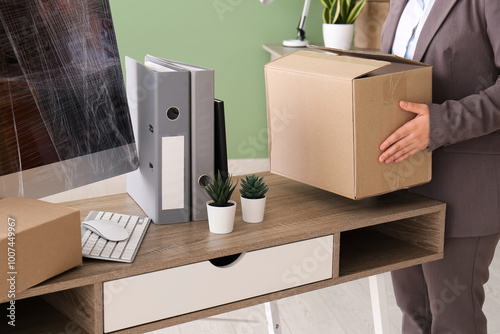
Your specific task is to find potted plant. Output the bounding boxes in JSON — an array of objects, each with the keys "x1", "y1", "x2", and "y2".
[
  {"x1": 239, "y1": 174, "x2": 269, "y2": 223},
  {"x1": 203, "y1": 171, "x2": 237, "y2": 234},
  {"x1": 321, "y1": 0, "x2": 367, "y2": 50}
]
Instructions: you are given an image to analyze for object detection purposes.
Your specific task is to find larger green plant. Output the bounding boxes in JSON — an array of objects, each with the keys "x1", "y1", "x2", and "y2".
[
  {"x1": 321, "y1": 0, "x2": 367, "y2": 25},
  {"x1": 203, "y1": 171, "x2": 237, "y2": 207}
]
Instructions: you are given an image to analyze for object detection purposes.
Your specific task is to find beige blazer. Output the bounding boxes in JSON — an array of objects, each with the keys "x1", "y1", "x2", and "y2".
[{"x1": 381, "y1": 0, "x2": 500, "y2": 237}]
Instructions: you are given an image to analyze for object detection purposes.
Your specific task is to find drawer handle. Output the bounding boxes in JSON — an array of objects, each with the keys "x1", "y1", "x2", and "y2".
[{"x1": 209, "y1": 253, "x2": 243, "y2": 267}]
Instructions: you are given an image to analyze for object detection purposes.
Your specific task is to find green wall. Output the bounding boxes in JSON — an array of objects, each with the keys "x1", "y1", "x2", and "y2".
[{"x1": 109, "y1": 0, "x2": 324, "y2": 159}]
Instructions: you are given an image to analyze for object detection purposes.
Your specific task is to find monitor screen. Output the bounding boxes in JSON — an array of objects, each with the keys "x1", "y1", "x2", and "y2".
[{"x1": 0, "y1": 0, "x2": 138, "y2": 198}]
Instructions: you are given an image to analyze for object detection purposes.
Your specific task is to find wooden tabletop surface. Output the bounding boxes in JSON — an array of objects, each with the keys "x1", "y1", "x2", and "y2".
[{"x1": 9, "y1": 172, "x2": 445, "y2": 302}]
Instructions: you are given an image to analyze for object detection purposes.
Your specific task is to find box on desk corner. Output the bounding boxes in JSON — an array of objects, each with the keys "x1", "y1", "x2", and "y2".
[
  {"x1": 0, "y1": 198, "x2": 82, "y2": 300},
  {"x1": 264, "y1": 48, "x2": 432, "y2": 199}
]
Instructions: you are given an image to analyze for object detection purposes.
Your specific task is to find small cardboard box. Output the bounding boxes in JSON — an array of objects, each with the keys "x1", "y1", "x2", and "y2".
[
  {"x1": 265, "y1": 48, "x2": 432, "y2": 199},
  {"x1": 0, "y1": 198, "x2": 82, "y2": 301}
]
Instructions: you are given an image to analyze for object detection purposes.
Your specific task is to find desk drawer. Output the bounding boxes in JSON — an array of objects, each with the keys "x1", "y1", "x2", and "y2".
[{"x1": 103, "y1": 235, "x2": 333, "y2": 332}]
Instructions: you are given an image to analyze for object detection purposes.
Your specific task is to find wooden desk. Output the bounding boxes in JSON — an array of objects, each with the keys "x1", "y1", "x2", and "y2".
[{"x1": 1, "y1": 173, "x2": 445, "y2": 333}]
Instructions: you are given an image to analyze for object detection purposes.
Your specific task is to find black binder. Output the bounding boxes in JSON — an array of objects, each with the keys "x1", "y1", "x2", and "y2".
[{"x1": 214, "y1": 99, "x2": 229, "y2": 181}]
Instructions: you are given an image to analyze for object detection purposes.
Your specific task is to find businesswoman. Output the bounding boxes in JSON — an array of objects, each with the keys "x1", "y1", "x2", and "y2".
[{"x1": 378, "y1": 0, "x2": 500, "y2": 333}]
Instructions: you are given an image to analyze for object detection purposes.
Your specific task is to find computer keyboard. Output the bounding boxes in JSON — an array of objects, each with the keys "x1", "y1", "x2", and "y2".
[{"x1": 81, "y1": 211, "x2": 151, "y2": 263}]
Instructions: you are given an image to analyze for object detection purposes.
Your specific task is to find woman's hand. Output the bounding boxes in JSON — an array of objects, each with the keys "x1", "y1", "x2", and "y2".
[{"x1": 378, "y1": 101, "x2": 430, "y2": 164}]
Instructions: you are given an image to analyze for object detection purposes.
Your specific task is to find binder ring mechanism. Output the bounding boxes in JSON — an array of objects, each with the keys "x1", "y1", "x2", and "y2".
[
  {"x1": 166, "y1": 106, "x2": 180, "y2": 121},
  {"x1": 198, "y1": 174, "x2": 211, "y2": 188}
]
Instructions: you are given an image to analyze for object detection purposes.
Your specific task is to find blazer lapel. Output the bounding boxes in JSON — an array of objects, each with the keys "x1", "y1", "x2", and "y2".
[
  {"x1": 380, "y1": 0, "x2": 407, "y2": 54},
  {"x1": 412, "y1": 0, "x2": 458, "y2": 61}
]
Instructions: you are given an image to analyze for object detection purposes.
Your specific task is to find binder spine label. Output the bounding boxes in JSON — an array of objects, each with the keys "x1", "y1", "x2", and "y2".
[{"x1": 162, "y1": 136, "x2": 185, "y2": 210}]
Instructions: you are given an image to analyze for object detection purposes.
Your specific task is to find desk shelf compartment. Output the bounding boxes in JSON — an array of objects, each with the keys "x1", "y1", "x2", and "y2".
[
  {"x1": 338, "y1": 211, "x2": 444, "y2": 281},
  {"x1": 103, "y1": 235, "x2": 334, "y2": 333}
]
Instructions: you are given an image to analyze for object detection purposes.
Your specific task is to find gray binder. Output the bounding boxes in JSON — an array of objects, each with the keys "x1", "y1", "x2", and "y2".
[
  {"x1": 145, "y1": 55, "x2": 214, "y2": 221},
  {"x1": 125, "y1": 56, "x2": 191, "y2": 224}
]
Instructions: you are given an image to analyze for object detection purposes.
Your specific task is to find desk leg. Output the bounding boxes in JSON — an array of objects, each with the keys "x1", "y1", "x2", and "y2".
[
  {"x1": 265, "y1": 301, "x2": 282, "y2": 334},
  {"x1": 369, "y1": 274, "x2": 391, "y2": 334},
  {"x1": 42, "y1": 283, "x2": 103, "y2": 334}
]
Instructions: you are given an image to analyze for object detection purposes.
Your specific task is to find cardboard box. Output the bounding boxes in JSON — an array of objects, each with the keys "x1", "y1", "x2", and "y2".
[
  {"x1": 265, "y1": 48, "x2": 432, "y2": 199},
  {"x1": 0, "y1": 198, "x2": 82, "y2": 301},
  {"x1": 354, "y1": 1, "x2": 390, "y2": 50}
]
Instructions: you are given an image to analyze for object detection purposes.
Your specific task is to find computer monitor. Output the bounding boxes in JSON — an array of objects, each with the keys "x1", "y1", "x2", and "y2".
[{"x1": 0, "y1": 0, "x2": 138, "y2": 199}]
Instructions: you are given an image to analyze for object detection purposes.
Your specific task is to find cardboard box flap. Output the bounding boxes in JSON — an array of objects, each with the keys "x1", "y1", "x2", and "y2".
[
  {"x1": 0, "y1": 197, "x2": 79, "y2": 235},
  {"x1": 266, "y1": 50, "x2": 390, "y2": 80},
  {"x1": 307, "y1": 45, "x2": 430, "y2": 67}
]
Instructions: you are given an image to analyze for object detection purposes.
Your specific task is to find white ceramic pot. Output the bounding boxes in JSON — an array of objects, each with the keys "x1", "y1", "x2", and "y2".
[
  {"x1": 206, "y1": 200, "x2": 237, "y2": 234},
  {"x1": 240, "y1": 195, "x2": 266, "y2": 223},
  {"x1": 322, "y1": 23, "x2": 354, "y2": 50}
]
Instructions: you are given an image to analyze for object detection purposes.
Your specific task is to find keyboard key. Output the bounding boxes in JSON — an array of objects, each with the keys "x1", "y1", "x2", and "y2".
[
  {"x1": 90, "y1": 238, "x2": 107, "y2": 256},
  {"x1": 125, "y1": 216, "x2": 139, "y2": 233},
  {"x1": 121, "y1": 230, "x2": 143, "y2": 261},
  {"x1": 82, "y1": 234, "x2": 99, "y2": 254},
  {"x1": 110, "y1": 240, "x2": 127, "y2": 259},
  {"x1": 101, "y1": 241, "x2": 116, "y2": 258},
  {"x1": 81, "y1": 230, "x2": 92, "y2": 245}
]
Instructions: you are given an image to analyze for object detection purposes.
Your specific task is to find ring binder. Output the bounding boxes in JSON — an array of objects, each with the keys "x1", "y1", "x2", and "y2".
[
  {"x1": 125, "y1": 56, "x2": 191, "y2": 224},
  {"x1": 145, "y1": 55, "x2": 215, "y2": 221}
]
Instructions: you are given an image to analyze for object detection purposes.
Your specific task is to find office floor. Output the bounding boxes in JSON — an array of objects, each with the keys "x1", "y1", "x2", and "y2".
[{"x1": 150, "y1": 244, "x2": 500, "y2": 334}]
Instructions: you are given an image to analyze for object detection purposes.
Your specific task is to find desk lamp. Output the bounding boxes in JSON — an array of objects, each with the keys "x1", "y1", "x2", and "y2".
[{"x1": 260, "y1": 0, "x2": 311, "y2": 47}]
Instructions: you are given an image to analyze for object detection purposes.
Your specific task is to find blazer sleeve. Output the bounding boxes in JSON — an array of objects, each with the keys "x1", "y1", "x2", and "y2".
[{"x1": 428, "y1": 1, "x2": 500, "y2": 151}]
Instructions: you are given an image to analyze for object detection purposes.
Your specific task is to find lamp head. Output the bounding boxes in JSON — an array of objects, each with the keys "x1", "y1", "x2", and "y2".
[{"x1": 260, "y1": 0, "x2": 274, "y2": 4}]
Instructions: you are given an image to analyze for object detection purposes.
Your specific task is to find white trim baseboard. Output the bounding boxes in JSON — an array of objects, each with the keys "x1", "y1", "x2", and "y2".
[
  {"x1": 42, "y1": 159, "x2": 270, "y2": 203},
  {"x1": 229, "y1": 158, "x2": 270, "y2": 176}
]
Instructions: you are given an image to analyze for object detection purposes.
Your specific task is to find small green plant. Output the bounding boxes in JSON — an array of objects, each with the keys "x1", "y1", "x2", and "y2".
[
  {"x1": 203, "y1": 171, "x2": 237, "y2": 207},
  {"x1": 239, "y1": 174, "x2": 269, "y2": 199},
  {"x1": 321, "y1": 0, "x2": 367, "y2": 24}
]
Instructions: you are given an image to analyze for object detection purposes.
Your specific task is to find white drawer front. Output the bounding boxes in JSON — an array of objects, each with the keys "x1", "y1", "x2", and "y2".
[{"x1": 103, "y1": 235, "x2": 333, "y2": 332}]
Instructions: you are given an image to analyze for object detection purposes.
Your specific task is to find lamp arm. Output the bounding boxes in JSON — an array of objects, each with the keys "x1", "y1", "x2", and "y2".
[
  {"x1": 296, "y1": 0, "x2": 311, "y2": 41},
  {"x1": 260, "y1": 0, "x2": 311, "y2": 47}
]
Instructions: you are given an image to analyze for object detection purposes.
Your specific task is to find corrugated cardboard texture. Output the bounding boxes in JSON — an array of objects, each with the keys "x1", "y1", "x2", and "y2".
[
  {"x1": 0, "y1": 198, "x2": 82, "y2": 300},
  {"x1": 355, "y1": 2, "x2": 390, "y2": 50},
  {"x1": 265, "y1": 50, "x2": 432, "y2": 199},
  {"x1": 266, "y1": 54, "x2": 356, "y2": 198},
  {"x1": 353, "y1": 69, "x2": 432, "y2": 196}
]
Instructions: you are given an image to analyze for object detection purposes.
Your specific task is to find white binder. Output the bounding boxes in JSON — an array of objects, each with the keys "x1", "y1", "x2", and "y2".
[
  {"x1": 125, "y1": 56, "x2": 191, "y2": 224},
  {"x1": 145, "y1": 55, "x2": 215, "y2": 221}
]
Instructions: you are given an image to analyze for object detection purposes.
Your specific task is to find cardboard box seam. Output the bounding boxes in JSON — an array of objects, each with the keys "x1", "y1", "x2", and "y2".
[{"x1": 265, "y1": 66, "x2": 357, "y2": 81}]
